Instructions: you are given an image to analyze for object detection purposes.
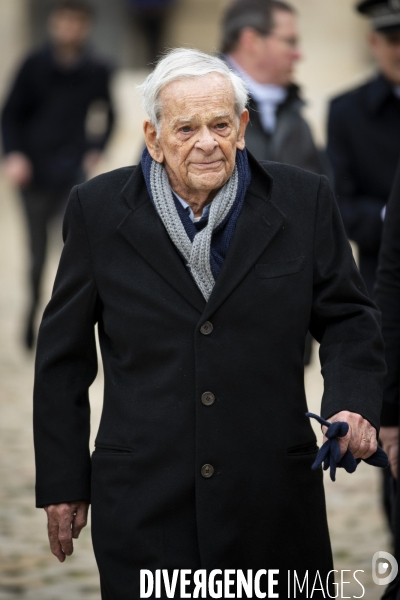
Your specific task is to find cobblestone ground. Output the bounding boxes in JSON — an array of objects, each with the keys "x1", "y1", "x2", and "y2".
[{"x1": 0, "y1": 71, "x2": 392, "y2": 599}]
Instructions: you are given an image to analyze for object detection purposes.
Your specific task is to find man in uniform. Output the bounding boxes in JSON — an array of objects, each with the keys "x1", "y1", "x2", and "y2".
[
  {"x1": 327, "y1": 0, "x2": 400, "y2": 297},
  {"x1": 1, "y1": 0, "x2": 114, "y2": 349}
]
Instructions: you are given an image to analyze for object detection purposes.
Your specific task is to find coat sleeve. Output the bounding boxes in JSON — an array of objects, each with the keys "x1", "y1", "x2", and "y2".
[
  {"x1": 1, "y1": 56, "x2": 36, "y2": 154},
  {"x1": 309, "y1": 175, "x2": 386, "y2": 432},
  {"x1": 33, "y1": 185, "x2": 100, "y2": 508},
  {"x1": 85, "y1": 64, "x2": 115, "y2": 153},
  {"x1": 374, "y1": 162, "x2": 400, "y2": 426},
  {"x1": 327, "y1": 100, "x2": 383, "y2": 254}
]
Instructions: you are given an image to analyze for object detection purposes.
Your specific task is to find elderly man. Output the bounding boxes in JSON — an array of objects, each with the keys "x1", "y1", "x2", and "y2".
[{"x1": 34, "y1": 49, "x2": 385, "y2": 599}]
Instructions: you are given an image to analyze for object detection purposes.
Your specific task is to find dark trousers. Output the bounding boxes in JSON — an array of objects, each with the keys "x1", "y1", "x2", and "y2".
[{"x1": 20, "y1": 185, "x2": 72, "y2": 342}]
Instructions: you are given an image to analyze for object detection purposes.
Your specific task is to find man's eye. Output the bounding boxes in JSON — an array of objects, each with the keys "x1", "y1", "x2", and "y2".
[
  {"x1": 216, "y1": 123, "x2": 228, "y2": 130},
  {"x1": 180, "y1": 126, "x2": 191, "y2": 133}
]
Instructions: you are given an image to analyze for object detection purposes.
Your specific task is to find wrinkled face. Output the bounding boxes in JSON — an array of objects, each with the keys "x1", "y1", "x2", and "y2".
[
  {"x1": 370, "y1": 30, "x2": 400, "y2": 85},
  {"x1": 253, "y1": 9, "x2": 301, "y2": 86},
  {"x1": 48, "y1": 9, "x2": 92, "y2": 50},
  {"x1": 144, "y1": 73, "x2": 249, "y2": 198}
]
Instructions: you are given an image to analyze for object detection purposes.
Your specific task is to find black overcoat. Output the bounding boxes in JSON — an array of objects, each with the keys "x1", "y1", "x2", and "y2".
[
  {"x1": 327, "y1": 73, "x2": 400, "y2": 295},
  {"x1": 34, "y1": 154, "x2": 385, "y2": 599},
  {"x1": 375, "y1": 160, "x2": 400, "y2": 600}
]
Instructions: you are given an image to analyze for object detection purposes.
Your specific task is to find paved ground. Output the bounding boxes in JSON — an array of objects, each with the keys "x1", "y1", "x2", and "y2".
[{"x1": 0, "y1": 71, "x2": 393, "y2": 599}]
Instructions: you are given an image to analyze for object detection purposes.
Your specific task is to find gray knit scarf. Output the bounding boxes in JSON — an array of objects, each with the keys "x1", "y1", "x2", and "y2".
[{"x1": 149, "y1": 160, "x2": 239, "y2": 301}]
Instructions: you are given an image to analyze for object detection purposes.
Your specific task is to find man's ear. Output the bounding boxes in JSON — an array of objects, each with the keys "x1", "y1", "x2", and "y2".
[
  {"x1": 143, "y1": 120, "x2": 164, "y2": 163},
  {"x1": 236, "y1": 109, "x2": 249, "y2": 151},
  {"x1": 238, "y1": 27, "x2": 260, "y2": 53},
  {"x1": 368, "y1": 30, "x2": 380, "y2": 56}
]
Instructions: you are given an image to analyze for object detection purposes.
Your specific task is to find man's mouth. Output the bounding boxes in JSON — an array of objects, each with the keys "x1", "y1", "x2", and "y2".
[{"x1": 192, "y1": 160, "x2": 223, "y2": 169}]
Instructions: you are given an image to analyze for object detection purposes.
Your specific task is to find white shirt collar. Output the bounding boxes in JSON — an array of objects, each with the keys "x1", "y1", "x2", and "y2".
[{"x1": 173, "y1": 191, "x2": 210, "y2": 223}]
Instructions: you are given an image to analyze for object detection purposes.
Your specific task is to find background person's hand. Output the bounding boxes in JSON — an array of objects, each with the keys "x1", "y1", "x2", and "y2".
[
  {"x1": 44, "y1": 500, "x2": 90, "y2": 562},
  {"x1": 3, "y1": 152, "x2": 33, "y2": 187},
  {"x1": 380, "y1": 426, "x2": 399, "y2": 479},
  {"x1": 82, "y1": 150, "x2": 102, "y2": 178},
  {"x1": 322, "y1": 410, "x2": 378, "y2": 461}
]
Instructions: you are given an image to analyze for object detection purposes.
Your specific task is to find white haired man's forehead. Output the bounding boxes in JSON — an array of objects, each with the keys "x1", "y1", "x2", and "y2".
[{"x1": 139, "y1": 48, "x2": 249, "y2": 130}]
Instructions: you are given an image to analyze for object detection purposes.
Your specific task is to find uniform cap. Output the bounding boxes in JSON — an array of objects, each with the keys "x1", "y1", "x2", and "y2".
[{"x1": 357, "y1": 0, "x2": 400, "y2": 32}]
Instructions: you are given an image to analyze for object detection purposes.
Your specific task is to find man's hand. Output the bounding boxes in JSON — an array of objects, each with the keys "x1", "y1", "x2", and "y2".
[
  {"x1": 3, "y1": 152, "x2": 33, "y2": 187},
  {"x1": 380, "y1": 426, "x2": 399, "y2": 479},
  {"x1": 322, "y1": 411, "x2": 378, "y2": 460},
  {"x1": 44, "y1": 500, "x2": 90, "y2": 562}
]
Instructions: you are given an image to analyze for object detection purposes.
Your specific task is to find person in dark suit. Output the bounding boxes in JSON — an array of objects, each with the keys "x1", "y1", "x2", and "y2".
[
  {"x1": 220, "y1": 0, "x2": 330, "y2": 365},
  {"x1": 220, "y1": 0, "x2": 328, "y2": 175},
  {"x1": 374, "y1": 160, "x2": 400, "y2": 599},
  {"x1": 33, "y1": 49, "x2": 385, "y2": 599},
  {"x1": 1, "y1": 0, "x2": 114, "y2": 349},
  {"x1": 327, "y1": 0, "x2": 400, "y2": 297}
]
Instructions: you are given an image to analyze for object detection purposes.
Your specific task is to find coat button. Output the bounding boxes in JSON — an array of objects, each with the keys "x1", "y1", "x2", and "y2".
[
  {"x1": 201, "y1": 392, "x2": 215, "y2": 406},
  {"x1": 200, "y1": 321, "x2": 213, "y2": 335},
  {"x1": 201, "y1": 464, "x2": 214, "y2": 478}
]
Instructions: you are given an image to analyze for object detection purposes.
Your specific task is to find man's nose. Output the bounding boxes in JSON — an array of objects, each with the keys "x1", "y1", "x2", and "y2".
[{"x1": 195, "y1": 127, "x2": 218, "y2": 152}]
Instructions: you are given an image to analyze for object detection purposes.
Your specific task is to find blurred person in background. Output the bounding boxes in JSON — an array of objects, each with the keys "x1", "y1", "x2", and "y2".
[
  {"x1": 1, "y1": 0, "x2": 114, "y2": 350},
  {"x1": 220, "y1": 0, "x2": 329, "y2": 365},
  {"x1": 327, "y1": 0, "x2": 400, "y2": 298},
  {"x1": 375, "y1": 159, "x2": 400, "y2": 600},
  {"x1": 125, "y1": 0, "x2": 176, "y2": 65},
  {"x1": 220, "y1": 0, "x2": 329, "y2": 175}
]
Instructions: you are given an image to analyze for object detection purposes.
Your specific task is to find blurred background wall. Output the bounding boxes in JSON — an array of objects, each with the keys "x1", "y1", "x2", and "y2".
[{"x1": 0, "y1": 0, "x2": 373, "y2": 146}]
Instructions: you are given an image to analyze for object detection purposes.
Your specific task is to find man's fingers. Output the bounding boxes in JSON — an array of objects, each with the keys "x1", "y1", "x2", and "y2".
[
  {"x1": 72, "y1": 503, "x2": 89, "y2": 539},
  {"x1": 335, "y1": 428, "x2": 351, "y2": 458},
  {"x1": 349, "y1": 428, "x2": 377, "y2": 459},
  {"x1": 327, "y1": 411, "x2": 379, "y2": 461},
  {"x1": 356, "y1": 438, "x2": 377, "y2": 460},
  {"x1": 44, "y1": 502, "x2": 83, "y2": 561},
  {"x1": 47, "y1": 517, "x2": 66, "y2": 562},
  {"x1": 58, "y1": 511, "x2": 74, "y2": 556}
]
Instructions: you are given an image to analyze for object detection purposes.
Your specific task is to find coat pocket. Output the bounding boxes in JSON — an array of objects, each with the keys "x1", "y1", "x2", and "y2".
[
  {"x1": 287, "y1": 440, "x2": 318, "y2": 456},
  {"x1": 255, "y1": 255, "x2": 305, "y2": 279},
  {"x1": 93, "y1": 443, "x2": 134, "y2": 455}
]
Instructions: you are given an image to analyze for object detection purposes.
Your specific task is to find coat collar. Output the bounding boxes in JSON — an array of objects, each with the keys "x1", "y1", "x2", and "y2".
[
  {"x1": 365, "y1": 73, "x2": 399, "y2": 114},
  {"x1": 117, "y1": 152, "x2": 286, "y2": 318}
]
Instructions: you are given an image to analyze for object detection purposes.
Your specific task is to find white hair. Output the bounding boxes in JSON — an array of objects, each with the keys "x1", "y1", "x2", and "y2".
[{"x1": 139, "y1": 48, "x2": 249, "y2": 133}]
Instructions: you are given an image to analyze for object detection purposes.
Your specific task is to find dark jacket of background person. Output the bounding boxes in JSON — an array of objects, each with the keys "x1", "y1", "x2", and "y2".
[
  {"x1": 374, "y1": 161, "x2": 400, "y2": 600},
  {"x1": 33, "y1": 153, "x2": 385, "y2": 598},
  {"x1": 327, "y1": 74, "x2": 400, "y2": 295},
  {"x1": 375, "y1": 161, "x2": 400, "y2": 429},
  {"x1": 1, "y1": 45, "x2": 114, "y2": 190},
  {"x1": 245, "y1": 83, "x2": 328, "y2": 175}
]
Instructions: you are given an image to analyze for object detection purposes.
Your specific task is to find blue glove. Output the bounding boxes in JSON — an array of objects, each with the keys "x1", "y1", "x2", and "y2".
[{"x1": 306, "y1": 412, "x2": 389, "y2": 481}]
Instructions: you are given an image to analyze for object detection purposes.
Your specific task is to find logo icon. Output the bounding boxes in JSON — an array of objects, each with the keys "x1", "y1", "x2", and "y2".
[{"x1": 372, "y1": 551, "x2": 398, "y2": 586}]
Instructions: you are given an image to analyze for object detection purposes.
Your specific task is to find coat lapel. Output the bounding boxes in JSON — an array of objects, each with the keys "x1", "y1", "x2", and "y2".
[
  {"x1": 117, "y1": 157, "x2": 285, "y2": 320},
  {"x1": 201, "y1": 158, "x2": 286, "y2": 322},
  {"x1": 118, "y1": 165, "x2": 206, "y2": 314}
]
